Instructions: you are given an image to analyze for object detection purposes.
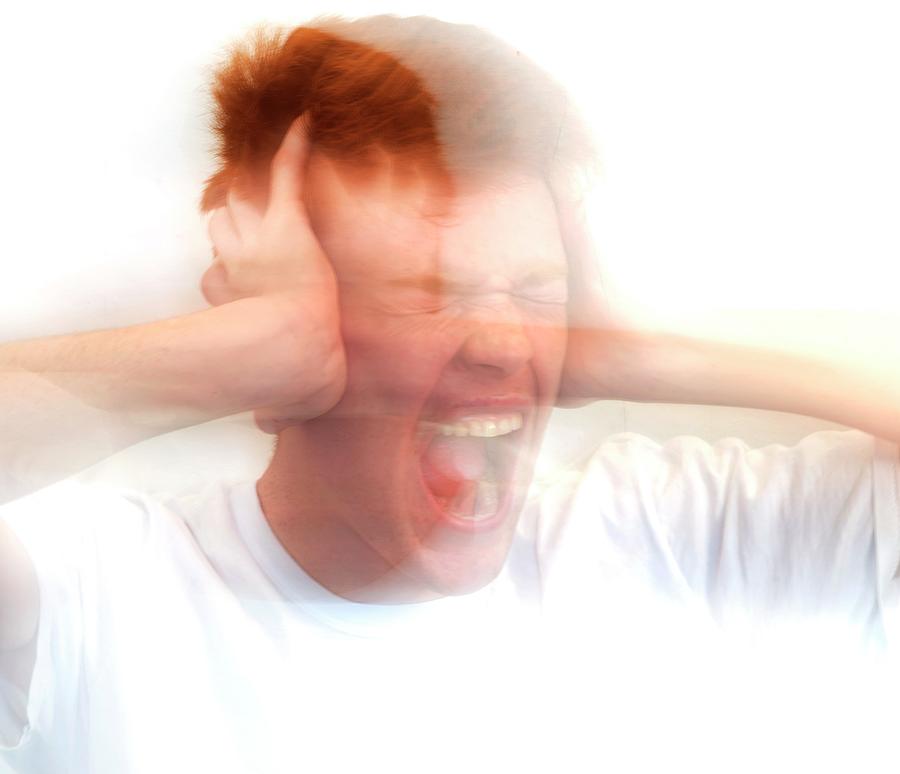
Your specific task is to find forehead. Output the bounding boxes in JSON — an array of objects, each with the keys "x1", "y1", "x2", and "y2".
[{"x1": 304, "y1": 153, "x2": 567, "y2": 285}]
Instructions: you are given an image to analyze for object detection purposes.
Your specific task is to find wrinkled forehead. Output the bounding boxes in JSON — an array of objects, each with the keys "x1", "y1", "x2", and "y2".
[{"x1": 303, "y1": 150, "x2": 568, "y2": 287}]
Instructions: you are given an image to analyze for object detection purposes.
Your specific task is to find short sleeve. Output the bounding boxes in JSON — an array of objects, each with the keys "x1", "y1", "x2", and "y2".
[
  {"x1": 657, "y1": 431, "x2": 898, "y2": 628},
  {"x1": 536, "y1": 429, "x2": 900, "y2": 647},
  {"x1": 872, "y1": 437, "x2": 900, "y2": 644},
  {"x1": 0, "y1": 480, "x2": 153, "y2": 770},
  {"x1": 0, "y1": 482, "x2": 87, "y2": 759}
]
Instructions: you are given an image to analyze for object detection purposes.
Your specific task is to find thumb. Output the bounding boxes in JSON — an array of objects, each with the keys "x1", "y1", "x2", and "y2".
[{"x1": 268, "y1": 113, "x2": 313, "y2": 218}]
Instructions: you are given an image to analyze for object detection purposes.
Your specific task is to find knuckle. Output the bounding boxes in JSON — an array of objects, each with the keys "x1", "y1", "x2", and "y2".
[
  {"x1": 207, "y1": 208, "x2": 226, "y2": 239},
  {"x1": 200, "y1": 266, "x2": 228, "y2": 306}
]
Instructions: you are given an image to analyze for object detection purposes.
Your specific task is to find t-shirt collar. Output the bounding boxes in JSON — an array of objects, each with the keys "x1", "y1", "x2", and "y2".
[{"x1": 228, "y1": 479, "x2": 494, "y2": 639}]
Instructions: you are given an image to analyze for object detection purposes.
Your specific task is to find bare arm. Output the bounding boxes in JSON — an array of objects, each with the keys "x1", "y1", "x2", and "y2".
[
  {"x1": 0, "y1": 293, "x2": 336, "y2": 505},
  {"x1": 0, "y1": 115, "x2": 343, "y2": 505},
  {"x1": 563, "y1": 322, "x2": 900, "y2": 446},
  {"x1": 0, "y1": 116, "x2": 343, "y2": 712},
  {"x1": 555, "y1": 191, "x2": 900, "y2": 444}
]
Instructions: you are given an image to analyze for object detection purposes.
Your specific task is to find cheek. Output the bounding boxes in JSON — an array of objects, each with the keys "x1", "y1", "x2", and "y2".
[
  {"x1": 336, "y1": 306, "x2": 456, "y2": 415},
  {"x1": 528, "y1": 321, "x2": 568, "y2": 389}
]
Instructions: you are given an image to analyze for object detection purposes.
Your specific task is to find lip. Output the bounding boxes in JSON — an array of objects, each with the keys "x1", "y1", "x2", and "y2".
[
  {"x1": 412, "y1": 391, "x2": 534, "y2": 533},
  {"x1": 415, "y1": 422, "x2": 530, "y2": 537},
  {"x1": 419, "y1": 395, "x2": 533, "y2": 424},
  {"x1": 413, "y1": 402, "x2": 532, "y2": 456},
  {"x1": 415, "y1": 402, "x2": 532, "y2": 452},
  {"x1": 417, "y1": 454, "x2": 518, "y2": 534}
]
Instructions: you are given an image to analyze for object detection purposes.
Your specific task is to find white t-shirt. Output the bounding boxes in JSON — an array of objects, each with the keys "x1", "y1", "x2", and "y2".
[{"x1": 2, "y1": 429, "x2": 899, "y2": 774}]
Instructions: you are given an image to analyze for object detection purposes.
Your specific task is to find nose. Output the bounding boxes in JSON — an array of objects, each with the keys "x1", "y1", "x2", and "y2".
[{"x1": 455, "y1": 310, "x2": 533, "y2": 378}]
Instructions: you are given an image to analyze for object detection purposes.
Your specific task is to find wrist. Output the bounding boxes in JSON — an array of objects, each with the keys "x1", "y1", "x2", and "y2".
[{"x1": 562, "y1": 326, "x2": 663, "y2": 404}]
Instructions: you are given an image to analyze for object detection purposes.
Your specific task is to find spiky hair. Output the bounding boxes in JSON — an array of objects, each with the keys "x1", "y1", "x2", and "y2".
[{"x1": 200, "y1": 15, "x2": 597, "y2": 212}]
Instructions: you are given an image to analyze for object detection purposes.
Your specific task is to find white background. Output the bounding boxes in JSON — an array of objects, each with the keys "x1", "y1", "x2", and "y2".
[{"x1": 0, "y1": 0, "x2": 897, "y2": 492}]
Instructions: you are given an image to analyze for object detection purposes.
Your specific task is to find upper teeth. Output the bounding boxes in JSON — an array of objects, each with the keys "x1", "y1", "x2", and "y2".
[{"x1": 422, "y1": 413, "x2": 524, "y2": 438}]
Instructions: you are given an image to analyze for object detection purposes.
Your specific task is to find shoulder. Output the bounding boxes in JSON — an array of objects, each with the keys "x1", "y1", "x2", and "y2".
[
  {"x1": 531, "y1": 428, "x2": 899, "y2": 644},
  {"x1": 1, "y1": 480, "x2": 154, "y2": 559},
  {"x1": 547, "y1": 428, "x2": 888, "y2": 492},
  {"x1": 531, "y1": 428, "x2": 895, "y2": 554},
  {"x1": 0, "y1": 478, "x2": 241, "y2": 584}
]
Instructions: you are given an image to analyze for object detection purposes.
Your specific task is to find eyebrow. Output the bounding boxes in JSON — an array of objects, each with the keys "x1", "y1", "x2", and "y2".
[{"x1": 386, "y1": 273, "x2": 449, "y2": 293}]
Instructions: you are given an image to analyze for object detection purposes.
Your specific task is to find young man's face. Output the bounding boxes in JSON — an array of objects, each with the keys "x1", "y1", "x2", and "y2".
[{"x1": 264, "y1": 152, "x2": 569, "y2": 602}]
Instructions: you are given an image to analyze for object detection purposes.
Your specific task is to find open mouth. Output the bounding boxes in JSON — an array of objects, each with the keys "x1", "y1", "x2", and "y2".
[{"x1": 416, "y1": 411, "x2": 526, "y2": 531}]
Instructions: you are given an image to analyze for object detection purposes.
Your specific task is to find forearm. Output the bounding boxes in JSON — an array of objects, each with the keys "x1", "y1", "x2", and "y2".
[
  {"x1": 580, "y1": 325, "x2": 900, "y2": 445},
  {"x1": 0, "y1": 297, "x2": 301, "y2": 504}
]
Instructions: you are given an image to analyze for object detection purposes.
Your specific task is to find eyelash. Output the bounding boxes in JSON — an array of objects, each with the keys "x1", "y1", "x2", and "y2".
[
  {"x1": 516, "y1": 287, "x2": 569, "y2": 305},
  {"x1": 519, "y1": 293, "x2": 567, "y2": 305},
  {"x1": 398, "y1": 286, "x2": 568, "y2": 317}
]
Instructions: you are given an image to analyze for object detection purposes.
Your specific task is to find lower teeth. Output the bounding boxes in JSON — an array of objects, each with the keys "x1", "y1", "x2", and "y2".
[{"x1": 452, "y1": 480, "x2": 499, "y2": 521}]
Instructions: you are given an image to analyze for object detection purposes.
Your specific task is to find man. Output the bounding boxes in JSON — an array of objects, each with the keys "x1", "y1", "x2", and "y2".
[{"x1": 1, "y1": 15, "x2": 899, "y2": 774}]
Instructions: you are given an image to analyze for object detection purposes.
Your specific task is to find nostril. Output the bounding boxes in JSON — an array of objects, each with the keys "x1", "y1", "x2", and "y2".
[{"x1": 457, "y1": 325, "x2": 532, "y2": 376}]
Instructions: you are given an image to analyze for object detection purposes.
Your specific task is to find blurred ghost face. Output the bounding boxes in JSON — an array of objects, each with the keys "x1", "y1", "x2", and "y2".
[{"x1": 262, "y1": 152, "x2": 569, "y2": 602}]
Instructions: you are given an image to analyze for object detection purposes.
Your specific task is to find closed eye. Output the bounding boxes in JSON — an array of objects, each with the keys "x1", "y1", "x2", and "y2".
[{"x1": 516, "y1": 279, "x2": 569, "y2": 305}]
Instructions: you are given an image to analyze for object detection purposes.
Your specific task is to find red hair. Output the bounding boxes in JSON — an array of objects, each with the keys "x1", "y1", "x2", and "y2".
[{"x1": 200, "y1": 16, "x2": 597, "y2": 212}]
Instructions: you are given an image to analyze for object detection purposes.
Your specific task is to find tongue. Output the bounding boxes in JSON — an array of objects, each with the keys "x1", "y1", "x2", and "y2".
[{"x1": 420, "y1": 436, "x2": 487, "y2": 499}]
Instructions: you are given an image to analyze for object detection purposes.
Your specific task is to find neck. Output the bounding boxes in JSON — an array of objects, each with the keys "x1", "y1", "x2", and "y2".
[{"x1": 256, "y1": 434, "x2": 445, "y2": 604}]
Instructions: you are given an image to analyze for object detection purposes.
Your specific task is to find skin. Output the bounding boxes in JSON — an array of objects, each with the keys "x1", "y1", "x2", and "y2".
[
  {"x1": 257, "y1": 153, "x2": 570, "y2": 603},
  {"x1": 203, "y1": 118, "x2": 900, "y2": 610},
  {"x1": 3, "y1": 113, "x2": 900, "y2": 708}
]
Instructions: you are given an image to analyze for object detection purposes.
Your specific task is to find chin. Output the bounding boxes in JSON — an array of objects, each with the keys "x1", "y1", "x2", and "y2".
[
  {"x1": 368, "y1": 405, "x2": 544, "y2": 602},
  {"x1": 416, "y1": 536, "x2": 515, "y2": 598},
  {"x1": 340, "y1": 532, "x2": 513, "y2": 604},
  {"x1": 387, "y1": 474, "x2": 532, "y2": 602},
  {"x1": 267, "y1": 398, "x2": 548, "y2": 605}
]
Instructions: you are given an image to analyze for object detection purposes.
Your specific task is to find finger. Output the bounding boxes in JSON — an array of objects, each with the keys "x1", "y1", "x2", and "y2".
[
  {"x1": 558, "y1": 201, "x2": 597, "y2": 283},
  {"x1": 254, "y1": 412, "x2": 284, "y2": 435},
  {"x1": 226, "y1": 185, "x2": 263, "y2": 241},
  {"x1": 253, "y1": 391, "x2": 332, "y2": 434},
  {"x1": 207, "y1": 207, "x2": 242, "y2": 258},
  {"x1": 558, "y1": 202, "x2": 616, "y2": 328},
  {"x1": 268, "y1": 113, "x2": 313, "y2": 218},
  {"x1": 253, "y1": 405, "x2": 302, "y2": 435},
  {"x1": 200, "y1": 259, "x2": 234, "y2": 306}
]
